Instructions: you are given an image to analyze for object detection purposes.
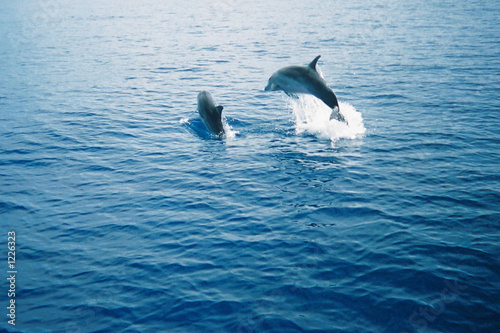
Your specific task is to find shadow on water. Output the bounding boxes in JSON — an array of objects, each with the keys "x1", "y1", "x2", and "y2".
[{"x1": 181, "y1": 117, "x2": 223, "y2": 141}]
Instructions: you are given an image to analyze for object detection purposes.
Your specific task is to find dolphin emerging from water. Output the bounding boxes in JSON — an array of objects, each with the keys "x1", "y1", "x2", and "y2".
[
  {"x1": 264, "y1": 55, "x2": 346, "y2": 123},
  {"x1": 197, "y1": 90, "x2": 225, "y2": 136}
]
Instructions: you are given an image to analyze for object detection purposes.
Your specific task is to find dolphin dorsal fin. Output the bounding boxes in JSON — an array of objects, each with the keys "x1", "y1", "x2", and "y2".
[
  {"x1": 216, "y1": 105, "x2": 223, "y2": 115},
  {"x1": 309, "y1": 55, "x2": 321, "y2": 71}
]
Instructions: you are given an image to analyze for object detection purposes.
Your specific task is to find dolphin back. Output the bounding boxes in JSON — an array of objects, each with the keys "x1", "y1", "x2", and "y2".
[{"x1": 197, "y1": 91, "x2": 225, "y2": 136}]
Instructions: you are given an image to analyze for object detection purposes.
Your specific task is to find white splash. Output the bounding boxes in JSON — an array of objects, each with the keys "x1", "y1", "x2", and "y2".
[
  {"x1": 222, "y1": 116, "x2": 238, "y2": 139},
  {"x1": 288, "y1": 95, "x2": 366, "y2": 143}
]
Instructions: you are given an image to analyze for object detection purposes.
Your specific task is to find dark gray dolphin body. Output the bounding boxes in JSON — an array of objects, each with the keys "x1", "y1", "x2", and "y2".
[
  {"x1": 265, "y1": 55, "x2": 346, "y2": 123},
  {"x1": 197, "y1": 90, "x2": 225, "y2": 136}
]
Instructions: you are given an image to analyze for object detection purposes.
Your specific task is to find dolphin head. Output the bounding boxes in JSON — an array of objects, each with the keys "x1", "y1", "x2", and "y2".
[{"x1": 264, "y1": 73, "x2": 280, "y2": 91}]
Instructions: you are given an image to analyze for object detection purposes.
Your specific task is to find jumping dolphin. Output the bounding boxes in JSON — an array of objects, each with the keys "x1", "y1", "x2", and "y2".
[
  {"x1": 197, "y1": 90, "x2": 225, "y2": 136},
  {"x1": 264, "y1": 55, "x2": 346, "y2": 123}
]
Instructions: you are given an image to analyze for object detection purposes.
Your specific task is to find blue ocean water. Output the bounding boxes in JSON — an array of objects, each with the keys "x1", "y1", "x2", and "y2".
[{"x1": 1, "y1": 0, "x2": 499, "y2": 332}]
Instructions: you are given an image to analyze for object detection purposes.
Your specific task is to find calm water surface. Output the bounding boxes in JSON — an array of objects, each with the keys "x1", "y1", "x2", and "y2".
[{"x1": 1, "y1": 0, "x2": 499, "y2": 332}]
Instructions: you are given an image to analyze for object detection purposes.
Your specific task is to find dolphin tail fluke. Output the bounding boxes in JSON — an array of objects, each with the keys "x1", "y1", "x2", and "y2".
[{"x1": 330, "y1": 107, "x2": 348, "y2": 125}]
